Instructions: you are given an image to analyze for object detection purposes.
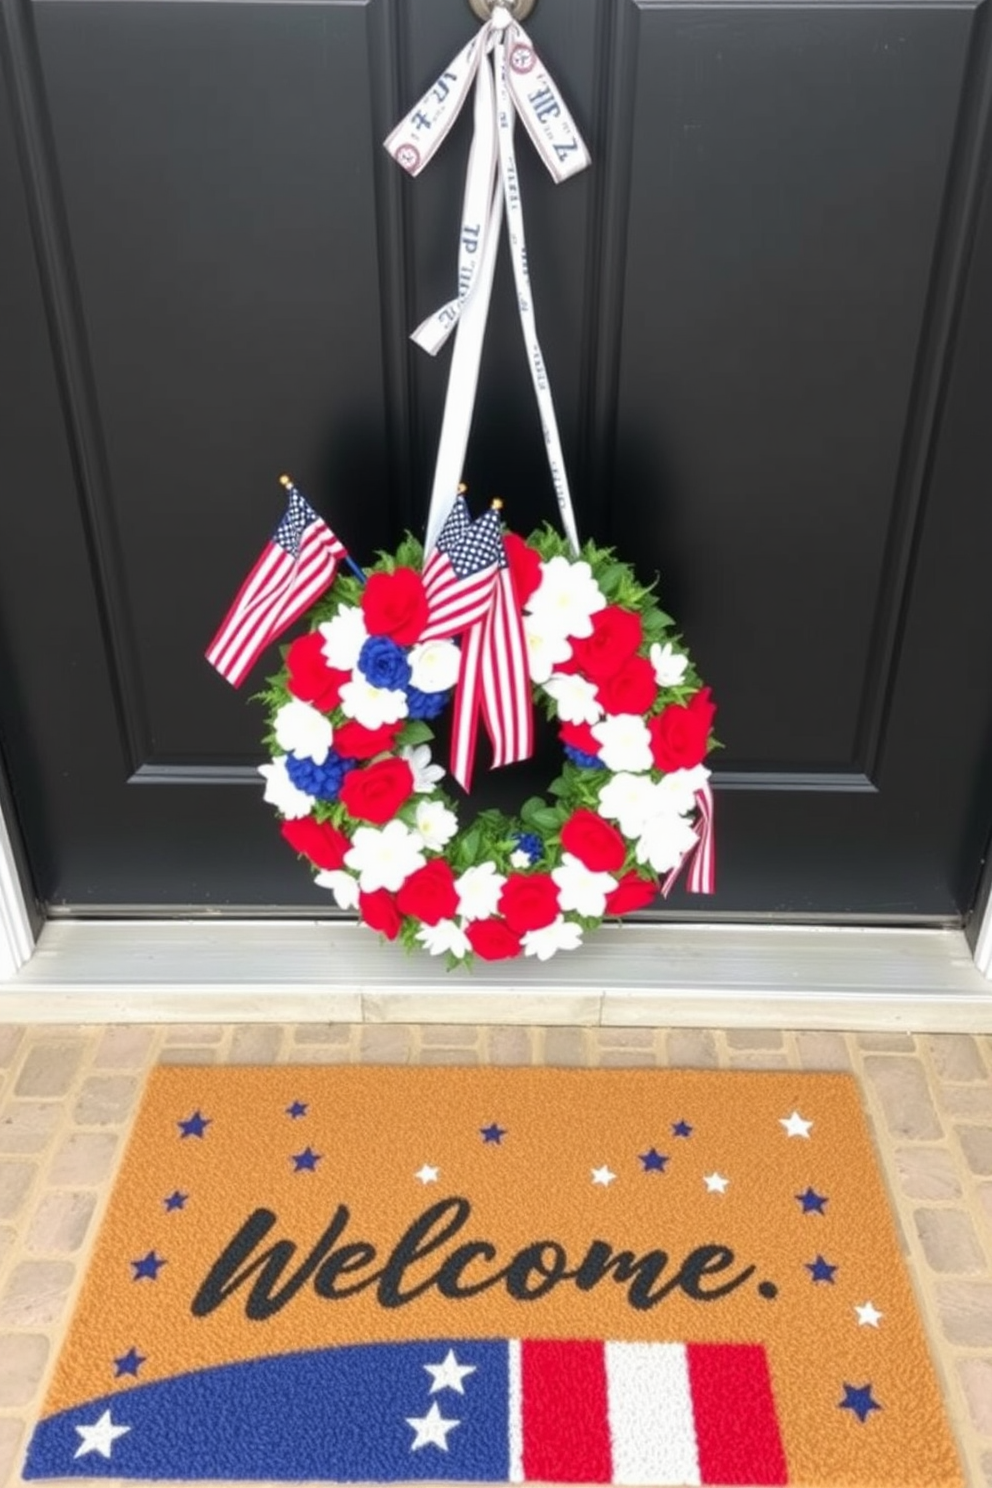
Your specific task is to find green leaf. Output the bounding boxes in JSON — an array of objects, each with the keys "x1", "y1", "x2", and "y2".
[{"x1": 398, "y1": 719, "x2": 434, "y2": 748}]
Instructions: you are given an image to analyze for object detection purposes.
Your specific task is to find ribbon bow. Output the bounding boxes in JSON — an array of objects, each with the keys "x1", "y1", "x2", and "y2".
[{"x1": 385, "y1": 5, "x2": 589, "y2": 558}]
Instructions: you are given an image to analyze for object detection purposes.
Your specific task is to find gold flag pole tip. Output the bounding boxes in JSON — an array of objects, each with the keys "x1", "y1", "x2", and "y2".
[
  {"x1": 279, "y1": 474, "x2": 293, "y2": 489},
  {"x1": 491, "y1": 498, "x2": 504, "y2": 511}
]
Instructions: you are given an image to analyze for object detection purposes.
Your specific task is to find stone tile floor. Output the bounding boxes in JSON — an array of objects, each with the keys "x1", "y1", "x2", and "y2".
[{"x1": 0, "y1": 1023, "x2": 990, "y2": 1487}]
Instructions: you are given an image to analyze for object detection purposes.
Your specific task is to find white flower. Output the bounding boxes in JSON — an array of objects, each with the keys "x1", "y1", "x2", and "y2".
[
  {"x1": 522, "y1": 915, "x2": 583, "y2": 961},
  {"x1": 273, "y1": 699, "x2": 333, "y2": 764},
  {"x1": 523, "y1": 616, "x2": 573, "y2": 685},
  {"x1": 414, "y1": 799, "x2": 458, "y2": 852},
  {"x1": 597, "y1": 772, "x2": 662, "y2": 838},
  {"x1": 655, "y1": 764, "x2": 710, "y2": 816},
  {"x1": 552, "y1": 853, "x2": 617, "y2": 918},
  {"x1": 314, "y1": 869, "x2": 360, "y2": 910},
  {"x1": 509, "y1": 849, "x2": 531, "y2": 869},
  {"x1": 339, "y1": 675, "x2": 408, "y2": 729},
  {"x1": 258, "y1": 757, "x2": 314, "y2": 819},
  {"x1": 545, "y1": 673, "x2": 603, "y2": 726},
  {"x1": 455, "y1": 862, "x2": 507, "y2": 921},
  {"x1": 320, "y1": 606, "x2": 368, "y2": 671},
  {"x1": 592, "y1": 714, "x2": 653, "y2": 773},
  {"x1": 416, "y1": 919, "x2": 471, "y2": 959},
  {"x1": 635, "y1": 813, "x2": 699, "y2": 874},
  {"x1": 526, "y1": 555, "x2": 605, "y2": 640},
  {"x1": 408, "y1": 640, "x2": 460, "y2": 694},
  {"x1": 650, "y1": 641, "x2": 689, "y2": 688},
  {"x1": 402, "y1": 744, "x2": 444, "y2": 794},
  {"x1": 344, "y1": 821, "x2": 426, "y2": 893}
]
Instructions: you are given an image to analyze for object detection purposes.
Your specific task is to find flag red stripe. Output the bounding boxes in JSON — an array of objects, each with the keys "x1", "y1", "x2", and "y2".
[
  {"x1": 206, "y1": 545, "x2": 290, "y2": 667},
  {"x1": 218, "y1": 536, "x2": 334, "y2": 683},
  {"x1": 687, "y1": 1343, "x2": 787, "y2": 1486},
  {"x1": 451, "y1": 622, "x2": 484, "y2": 790},
  {"x1": 521, "y1": 1340, "x2": 612, "y2": 1484},
  {"x1": 208, "y1": 526, "x2": 340, "y2": 685}
]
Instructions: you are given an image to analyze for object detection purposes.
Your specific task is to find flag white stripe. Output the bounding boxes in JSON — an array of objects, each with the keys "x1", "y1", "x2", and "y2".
[
  {"x1": 507, "y1": 1339, "x2": 523, "y2": 1484},
  {"x1": 217, "y1": 531, "x2": 339, "y2": 684},
  {"x1": 207, "y1": 547, "x2": 291, "y2": 670},
  {"x1": 218, "y1": 537, "x2": 332, "y2": 682},
  {"x1": 452, "y1": 623, "x2": 484, "y2": 789},
  {"x1": 210, "y1": 553, "x2": 295, "y2": 677},
  {"x1": 605, "y1": 1342, "x2": 702, "y2": 1487}
]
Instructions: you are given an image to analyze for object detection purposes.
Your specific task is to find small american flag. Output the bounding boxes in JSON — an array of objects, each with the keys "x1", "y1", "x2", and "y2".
[
  {"x1": 206, "y1": 480, "x2": 346, "y2": 687},
  {"x1": 420, "y1": 496, "x2": 502, "y2": 642},
  {"x1": 422, "y1": 497, "x2": 532, "y2": 791}
]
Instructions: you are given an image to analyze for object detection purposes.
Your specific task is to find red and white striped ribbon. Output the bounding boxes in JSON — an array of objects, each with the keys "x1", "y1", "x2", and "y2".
[
  {"x1": 661, "y1": 781, "x2": 716, "y2": 898},
  {"x1": 450, "y1": 562, "x2": 533, "y2": 793}
]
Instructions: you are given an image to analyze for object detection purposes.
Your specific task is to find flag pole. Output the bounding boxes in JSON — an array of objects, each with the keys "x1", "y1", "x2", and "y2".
[{"x1": 278, "y1": 475, "x2": 367, "y2": 584}]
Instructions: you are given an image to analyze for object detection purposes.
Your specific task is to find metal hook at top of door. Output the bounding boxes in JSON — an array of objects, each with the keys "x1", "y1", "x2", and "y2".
[{"x1": 468, "y1": 0, "x2": 536, "y2": 22}]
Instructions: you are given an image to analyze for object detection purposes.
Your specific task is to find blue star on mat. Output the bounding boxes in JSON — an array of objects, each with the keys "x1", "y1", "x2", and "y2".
[
  {"x1": 131, "y1": 1251, "x2": 166, "y2": 1281},
  {"x1": 113, "y1": 1348, "x2": 146, "y2": 1378},
  {"x1": 177, "y1": 1111, "x2": 210, "y2": 1139},
  {"x1": 480, "y1": 1123, "x2": 507, "y2": 1144},
  {"x1": 839, "y1": 1383, "x2": 882, "y2": 1422},
  {"x1": 292, "y1": 1147, "x2": 322, "y2": 1171},
  {"x1": 163, "y1": 1191, "x2": 187, "y2": 1212},
  {"x1": 286, "y1": 1101, "x2": 308, "y2": 1119},
  {"x1": 796, "y1": 1187, "x2": 828, "y2": 1214},
  {"x1": 806, "y1": 1254, "x2": 838, "y2": 1283},
  {"x1": 639, "y1": 1148, "x2": 669, "y2": 1172},
  {"x1": 672, "y1": 1120, "x2": 693, "y2": 1138}
]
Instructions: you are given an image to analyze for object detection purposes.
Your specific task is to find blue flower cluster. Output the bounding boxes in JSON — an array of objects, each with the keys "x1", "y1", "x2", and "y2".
[
  {"x1": 357, "y1": 637, "x2": 411, "y2": 692},
  {"x1": 353, "y1": 634, "x2": 452, "y2": 723},
  {"x1": 286, "y1": 750, "x2": 355, "y2": 802},
  {"x1": 513, "y1": 832, "x2": 543, "y2": 865},
  {"x1": 564, "y1": 746, "x2": 606, "y2": 770}
]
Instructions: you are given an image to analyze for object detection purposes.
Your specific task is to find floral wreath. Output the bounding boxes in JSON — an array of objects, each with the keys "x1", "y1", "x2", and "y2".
[{"x1": 257, "y1": 526, "x2": 716, "y2": 966}]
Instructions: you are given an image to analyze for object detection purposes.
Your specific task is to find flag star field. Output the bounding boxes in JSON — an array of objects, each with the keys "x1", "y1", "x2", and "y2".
[{"x1": 24, "y1": 1067, "x2": 962, "y2": 1486}]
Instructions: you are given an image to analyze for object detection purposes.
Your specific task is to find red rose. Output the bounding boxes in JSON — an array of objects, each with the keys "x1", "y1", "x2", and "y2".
[
  {"x1": 570, "y1": 607, "x2": 642, "y2": 681},
  {"x1": 597, "y1": 656, "x2": 657, "y2": 717},
  {"x1": 359, "y1": 888, "x2": 401, "y2": 940},
  {"x1": 560, "y1": 808, "x2": 626, "y2": 873},
  {"x1": 649, "y1": 686, "x2": 716, "y2": 772},
  {"x1": 396, "y1": 859, "x2": 459, "y2": 925},
  {"x1": 361, "y1": 568, "x2": 428, "y2": 646},
  {"x1": 280, "y1": 815, "x2": 349, "y2": 871},
  {"x1": 333, "y1": 719, "x2": 401, "y2": 761},
  {"x1": 503, "y1": 532, "x2": 543, "y2": 605},
  {"x1": 286, "y1": 632, "x2": 348, "y2": 711},
  {"x1": 605, "y1": 871, "x2": 658, "y2": 915},
  {"x1": 466, "y1": 919, "x2": 524, "y2": 961},
  {"x1": 559, "y1": 720, "x2": 601, "y2": 758},
  {"x1": 339, "y1": 757, "x2": 414, "y2": 824},
  {"x1": 498, "y1": 873, "x2": 560, "y2": 934}
]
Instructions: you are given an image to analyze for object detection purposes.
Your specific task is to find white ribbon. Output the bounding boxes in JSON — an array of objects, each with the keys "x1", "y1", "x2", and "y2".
[{"x1": 385, "y1": 7, "x2": 589, "y2": 558}]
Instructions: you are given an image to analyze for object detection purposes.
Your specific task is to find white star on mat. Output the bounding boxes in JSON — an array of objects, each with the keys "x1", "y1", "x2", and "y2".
[
  {"x1": 424, "y1": 1348, "x2": 477, "y2": 1395},
  {"x1": 74, "y1": 1410, "x2": 131, "y2": 1460},
  {"x1": 779, "y1": 1110, "x2": 813, "y2": 1138},
  {"x1": 855, "y1": 1301, "x2": 884, "y2": 1327},
  {"x1": 591, "y1": 1165, "x2": 616, "y2": 1186},
  {"x1": 406, "y1": 1401, "x2": 460, "y2": 1451},
  {"x1": 415, "y1": 1164, "x2": 439, "y2": 1184},
  {"x1": 704, "y1": 1172, "x2": 729, "y2": 1193}
]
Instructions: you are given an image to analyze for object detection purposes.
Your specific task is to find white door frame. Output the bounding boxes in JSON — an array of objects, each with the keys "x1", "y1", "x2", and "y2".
[{"x1": 2, "y1": 780, "x2": 992, "y2": 1020}]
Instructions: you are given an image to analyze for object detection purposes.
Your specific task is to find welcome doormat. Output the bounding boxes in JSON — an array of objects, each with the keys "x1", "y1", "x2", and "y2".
[{"x1": 25, "y1": 1066, "x2": 961, "y2": 1486}]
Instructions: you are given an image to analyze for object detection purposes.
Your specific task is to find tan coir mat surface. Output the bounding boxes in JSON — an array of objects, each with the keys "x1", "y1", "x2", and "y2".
[{"x1": 24, "y1": 1066, "x2": 962, "y2": 1486}]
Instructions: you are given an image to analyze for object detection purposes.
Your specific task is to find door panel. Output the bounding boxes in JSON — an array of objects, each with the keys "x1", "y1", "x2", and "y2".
[{"x1": 1, "y1": 0, "x2": 991, "y2": 914}]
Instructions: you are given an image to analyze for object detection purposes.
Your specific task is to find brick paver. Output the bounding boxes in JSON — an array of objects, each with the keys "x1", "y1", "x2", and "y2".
[{"x1": 0, "y1": 1022, "x2": 988, "y2": 1487}]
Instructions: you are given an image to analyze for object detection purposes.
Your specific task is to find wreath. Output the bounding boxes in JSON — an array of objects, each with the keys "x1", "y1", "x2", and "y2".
[{"x1": 256, "y1": 525, "x2": 716, "y2": 966}]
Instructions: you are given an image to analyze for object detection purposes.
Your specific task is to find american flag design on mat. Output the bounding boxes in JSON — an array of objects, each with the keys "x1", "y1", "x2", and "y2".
[{"x1": 24, "y1": 1338, "x2": 785, "y2": 1483}]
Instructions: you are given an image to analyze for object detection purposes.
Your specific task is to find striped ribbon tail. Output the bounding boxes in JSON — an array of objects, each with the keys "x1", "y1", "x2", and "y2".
[
  {"x1": 450, "y1": 548, "x2": 533, "y2": 793},
  {"x1": 660, "y1": 782, "x2": 716, "y2": 898}
]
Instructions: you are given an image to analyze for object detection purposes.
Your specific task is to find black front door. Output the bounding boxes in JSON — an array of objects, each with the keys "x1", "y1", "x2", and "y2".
[{"x1": 2, "y1": 0, "x2": 992, "y2": 916}]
